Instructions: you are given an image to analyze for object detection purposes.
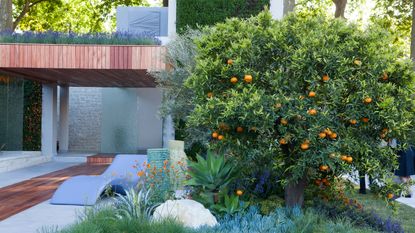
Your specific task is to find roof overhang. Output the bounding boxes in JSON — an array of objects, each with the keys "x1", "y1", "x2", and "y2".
[{"x1": 0, "y1": 44, "x2": 166, "y2": 87}]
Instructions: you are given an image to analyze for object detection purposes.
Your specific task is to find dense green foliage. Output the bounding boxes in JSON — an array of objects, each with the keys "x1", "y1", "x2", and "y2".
[
  {"x1": 0, "y1": 31, "x2": 160, "y2": 45},
  {"x1": 23, "y1": 80, "x2": 41, "y2": 151},
  {"x1": 44, "y1": 205, "x2": 380, "y2": 233},
  {"x1": 176, "y1": 0, "x2": 270, "y2": 32},
  {"x1": 185, "y1": 11, "x2": 415, "y2": 204},
  {"x1": 13, "y1": 0, "x2": 149, "y2": 32}
]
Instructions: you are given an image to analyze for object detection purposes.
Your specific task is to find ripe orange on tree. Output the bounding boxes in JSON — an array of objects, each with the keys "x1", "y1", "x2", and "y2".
[
  {"x1": 300, "y1": 142, "x2": 310, "y2": 150},
  {"x1": 217, "y1": 135, "x2": 224, "y2": 140},
  {"x1": 280, "y1": 118, "x2": 288, "y2": 125},
  {"x1": 227, "y1": 59, "x2": 233, "y2": 65},
  {"x1": 319, "y1": 132, "x2": 327, "y2": 139},
  {"x1": 364, "y1": 97, "x2": 372, "y2": 104},
  {"x1": 207, "y1": 92, "x2": 213, "y2": 98},
  {"x1": 315, "y1": 179, "x2": 321, "y2": 186},
  {"x1": 230, "y1": 77, "x2": 238, "y2": 84},
  {"x1": 349, "y1": 119, "x2": 357, "y2": 125},
  {"x1": 212, "y1": 132, "x2": 218, "y2": 139},
  {"x1": 341, "y1": 155, "x2": 348, "y2": 161},
  {"x1": 329, "y1": 132, "x2": 337, "y2": 140},
  {"x1": 236, "y1": 126, "x2": 244, "y2": 133},
  {"x1": 308, "y1": 109, "x2": 317, "y2": 115},
  {"x1": 244, "y1": 74, "x2": 253, "y2": 83},
  {"x1": 387, "y1": 193, "x2": 394, "y2": 199},
  {"x1": 322, "y1": 74, "x2": 330, "y2": 82},
  {"x1": 319, "y1": 165, "x2": 329, "y2": 171},
  {"x1": 236, "y1": 189, "x2": 243, "y2": 196},
  {"x1": 279, "y1": 138, "x2": 288, "y2": 145},
  {"x1": 308, "y1": 91, "x2": 316, "y2": 97},
  {"x1": 321, "y1": 178, "x2": 327, "y2": 183},
  {"x1": 346, "y1": 156, "x2": 353, "y2": 163},
  {"x1": 362, "y1": 117, "x2": 369, "y2": 123}
]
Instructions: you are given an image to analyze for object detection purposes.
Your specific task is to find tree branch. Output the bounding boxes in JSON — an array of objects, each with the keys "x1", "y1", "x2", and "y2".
[{"x1": 13, "y1": 0, "x2": 48, "y2": 30}]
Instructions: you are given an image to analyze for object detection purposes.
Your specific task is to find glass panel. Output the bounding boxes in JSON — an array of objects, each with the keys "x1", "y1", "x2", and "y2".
[
  {"x1": 100, "y1": 88, "x2": 138, "y2": 153},
  {"x1": 0, "y1": 75, "x2": 24, "y2": 151}
]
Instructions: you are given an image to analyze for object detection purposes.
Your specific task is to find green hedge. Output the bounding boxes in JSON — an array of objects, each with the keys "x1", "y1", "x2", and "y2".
[{"x1": 176, "y1": 0, "x2": 270, "y2": 31}]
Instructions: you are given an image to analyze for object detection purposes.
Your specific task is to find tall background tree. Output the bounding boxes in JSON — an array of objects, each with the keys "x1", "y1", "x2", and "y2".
[{"x1": 0, "y1": 0, "x2": 149, "y2": 32}]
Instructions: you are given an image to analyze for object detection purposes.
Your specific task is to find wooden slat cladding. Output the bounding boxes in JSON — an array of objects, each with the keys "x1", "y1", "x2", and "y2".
[
  {"x1": 0, "y1": 163, "x2": 109, "y2": 221},
  {"x1": 87, "y1": 154, "x2": 116, "y2": 165},
  {"x1": 0, "y1": 44, "x2": 166, "y2": 71}
]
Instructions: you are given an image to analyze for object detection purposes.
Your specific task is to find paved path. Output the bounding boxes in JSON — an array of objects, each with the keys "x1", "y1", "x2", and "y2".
[{"x1": 0, "y1": 163, "x2": 108, "y2": 221}]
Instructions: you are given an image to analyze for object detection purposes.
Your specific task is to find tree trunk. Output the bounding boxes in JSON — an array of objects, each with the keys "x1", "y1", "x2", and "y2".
[
  {"x1": 163, "y1": 0, "x2": 168, "y2": 7},
  {"x1": 333, "y1": 0, "x2": 347, "y2": 18},
  {"x1": 284, "y1": 176, "x2": 307, "y2": 207},
  {"x1": 411, "y1": 0, "x2": 415, "y2": 61},
  {"x1": 283, "y1": 0, "x2": 295, "y2": 16},
  {"x1": 0, "y1": 0, "x2": 13, "y2": 31}
]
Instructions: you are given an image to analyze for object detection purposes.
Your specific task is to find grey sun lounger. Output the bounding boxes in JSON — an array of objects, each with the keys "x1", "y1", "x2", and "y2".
[{"x1": 50, "y1": 154, "x2": 147, "y2": 206}]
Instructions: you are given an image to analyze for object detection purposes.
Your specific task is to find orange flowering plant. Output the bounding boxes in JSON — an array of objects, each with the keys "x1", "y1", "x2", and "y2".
[{"x1": 133, "y1": 159, "x2": 188, "y2": 203}]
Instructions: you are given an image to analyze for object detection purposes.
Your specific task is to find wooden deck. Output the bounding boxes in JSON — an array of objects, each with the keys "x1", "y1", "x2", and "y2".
[
  {"x1": 0, "y1": 163, "x2": 109, "y2": 221},
  {"x1": 87, "y1": 154, "x2": 116, "y2": 165}
]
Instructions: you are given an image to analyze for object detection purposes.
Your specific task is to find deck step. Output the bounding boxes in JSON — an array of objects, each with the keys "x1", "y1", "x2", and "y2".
[{"x1": 87, "y1": 154, "x2": 116, "y2": 165}]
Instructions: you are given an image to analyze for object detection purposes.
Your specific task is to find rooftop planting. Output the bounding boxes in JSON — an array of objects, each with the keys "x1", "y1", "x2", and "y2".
[{"x1": 0, "y1": 31, "x2": 161, "y2": 45}]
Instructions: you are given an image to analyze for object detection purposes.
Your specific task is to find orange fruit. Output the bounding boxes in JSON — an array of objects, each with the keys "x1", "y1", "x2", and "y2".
[
  {"x1": 346, "y1": 156, "x2": 353, "y2": 163},
  {"x1": 308, "y1": 109, "x2": 317, "y2": 115},
  {"x1": 315, "y1": 179, "x2": 321, "y2": 186},
  {"x1": 137, "y1": 170, "x2": 145, "y2": 177},
  {"x1": 280, "y1": 118, "x2": 288, "y2": 125},
  {"x1": 236, "y1": 126, "x2": 244, "y2": 133},
  {"x1": 354, "y1": 59, "x2": 362, "y2": 66},
  {"x1": 382, "y1": 72, "x2": 388, "y2": 80},
  {"x1": 319, "y1": 132, "x2": 327, "y2": 139},
  {"x1": 227, "y1": 59, "x2": 233, "y2": 65},
  {"x1": 322, "y1": 74, "x2": 330, "y2": 82},
  {"x1": 212, "y1": 132, "x2": 218, "y2": 139},
  {"x1": 207, "y1": 92, "x2": 213, "y2": 98},
  {"x1": 341, "y1": 155, "x2": 348, "y2": 161},
  {"x1": 322, "y1": 178, "x2": 328, "y2": 183},
  {"x1": 300, "y1": 143, "x2": 310, "y2": 150},
  {"x1": 319, "y1": 165, "x2": 329, "y2": 171},
  {"x1": 244, "y1": 74, "x2": 253, "y2": 83},
  {"x1": 364, "y1": 97, "x2": 372, "y2": 104},
  {"x1": 387, "y1": 193, "x2": 394, "y2": 199},
  {"x1": 382, "y1": 128, "x2": 389, "y2": 133},
  {"x1": 230, "y1": 77, "x2": 238, "y2": 84},
  {"x1": 349, "y1": 119, "x2": 357, "y2": 125},
  {"x1": 329, "y1": 133, "x2": 337, "y2": 140},
  {"x1": 236, "y1": 190, "x2": 243, "y2": 196},
  {"x1": 324, "y1": 128, "x2": 332, "y2": 135},
  {"x1": 217, "y1": 135, "x2": 224, "y2": 140},
  {"x1": 308, "y1": 91, "x2": 316, "y2": 97},
  {"x1": 279, "y1": 138, "x2": 288, "y2": 145},
  {"x1": 362, "y1": 117, "x2": 369, "y2": 123}
]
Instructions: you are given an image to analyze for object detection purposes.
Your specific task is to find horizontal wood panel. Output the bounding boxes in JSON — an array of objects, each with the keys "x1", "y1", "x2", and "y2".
[{"x1": 0, "y1": 44, "x2": 166, "y2": 70}]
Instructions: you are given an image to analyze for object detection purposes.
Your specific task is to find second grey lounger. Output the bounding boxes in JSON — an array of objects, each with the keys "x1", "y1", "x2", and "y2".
[{"x1": 50, "y1": 154, "x2": 147, "y2": 206}]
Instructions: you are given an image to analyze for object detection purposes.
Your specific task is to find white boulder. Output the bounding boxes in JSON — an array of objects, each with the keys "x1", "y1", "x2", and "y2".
[{"x1": 152, "y1": 199, "x2": 218, "y2": 228}]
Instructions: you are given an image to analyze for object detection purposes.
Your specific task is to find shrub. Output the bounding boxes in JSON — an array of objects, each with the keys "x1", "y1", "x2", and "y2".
[
  {"x1": 176, "y1": 0, "x2": 270, "y2": 32},
  {"x1": 185, "y1": 10, "x2": 415, "y2": 207},
  {"x1": 0, "y1": 31, "x2": 160, "y2": 45}
]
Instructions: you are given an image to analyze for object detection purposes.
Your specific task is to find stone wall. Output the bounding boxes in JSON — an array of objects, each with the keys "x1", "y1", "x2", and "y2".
[{"x1": 68, "y1": 87, "x2": 102, "y2": 152}]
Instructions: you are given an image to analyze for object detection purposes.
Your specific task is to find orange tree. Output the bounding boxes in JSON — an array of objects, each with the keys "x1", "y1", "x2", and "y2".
[{"x1": 185, "y1": 11, "x2": 415, "y2": 207}]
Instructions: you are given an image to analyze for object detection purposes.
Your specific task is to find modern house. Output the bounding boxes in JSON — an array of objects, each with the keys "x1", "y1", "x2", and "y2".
[{"x1": 0, "y1": 0, "x2": 282, "y2": 172}]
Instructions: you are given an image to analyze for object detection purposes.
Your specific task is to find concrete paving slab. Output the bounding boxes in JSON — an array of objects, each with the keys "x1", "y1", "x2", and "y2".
[
  {"x1": 0, "y1": 200, "x2": 84, "y2": 233},
  {"x1": 0, "y1": 161, "x2": 82, "y2": 188}
]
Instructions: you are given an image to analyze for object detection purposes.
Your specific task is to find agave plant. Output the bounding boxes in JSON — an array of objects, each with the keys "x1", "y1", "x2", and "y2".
[
  {"x1": 113, "y1": 187, "x2": 156, "y2": 220},
  {"x1": 187, "y1": 151, "x2": 238, "y2": 193}
]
